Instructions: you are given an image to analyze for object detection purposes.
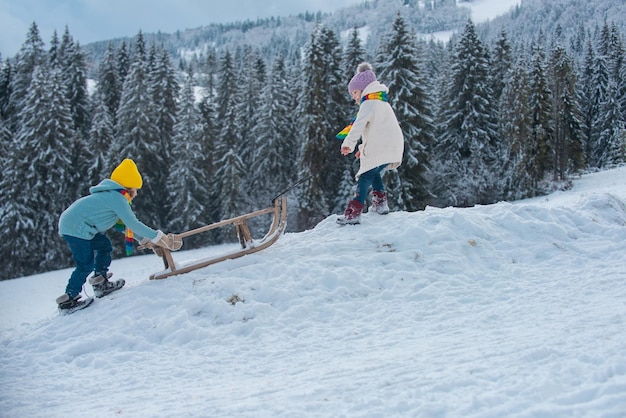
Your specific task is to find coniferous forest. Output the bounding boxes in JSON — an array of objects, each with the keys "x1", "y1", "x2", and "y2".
[{"x1": 1, "y1": 0, "x2": 625, "y2": 280}]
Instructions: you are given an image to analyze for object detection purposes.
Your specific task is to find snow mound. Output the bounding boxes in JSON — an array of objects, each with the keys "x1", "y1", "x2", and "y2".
[{"x1": 1, "y1": 167, "x2": 626, "y2": 417}]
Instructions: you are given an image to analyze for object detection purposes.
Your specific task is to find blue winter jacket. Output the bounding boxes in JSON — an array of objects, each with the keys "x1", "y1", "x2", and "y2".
[{"x1": 58, "y1": 179, "x2": 159, "y2": 242}]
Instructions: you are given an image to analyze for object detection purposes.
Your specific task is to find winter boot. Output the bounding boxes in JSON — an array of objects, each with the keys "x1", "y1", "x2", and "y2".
[
  {"x1": 370, "y1": 191, "x2": 389, "y2": 215},
  {"x1": 56, "y1": 293, "x2": 94, "y2": 315},
  {"x1": 337, "y1": 199, "x2": 364, "y2": 225},
  {"x1": 89, "y1": 273, "x2": 125, "y2": 298}
]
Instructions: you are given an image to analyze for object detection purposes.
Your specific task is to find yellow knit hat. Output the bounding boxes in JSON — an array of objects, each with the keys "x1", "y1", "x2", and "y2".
[{"x1": 110, "y1": 159, "x2": 143, "y2": 189}]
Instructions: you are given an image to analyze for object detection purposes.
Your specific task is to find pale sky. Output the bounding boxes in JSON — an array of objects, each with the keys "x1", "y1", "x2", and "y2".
[{"x1": 0, "y1": 0, "x2": 363, "y2": 57}]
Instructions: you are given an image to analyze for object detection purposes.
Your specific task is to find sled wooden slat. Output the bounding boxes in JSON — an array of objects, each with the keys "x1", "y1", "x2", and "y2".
[{"x1": 149, "y1": 196, "x2": 287, "y2": 280}]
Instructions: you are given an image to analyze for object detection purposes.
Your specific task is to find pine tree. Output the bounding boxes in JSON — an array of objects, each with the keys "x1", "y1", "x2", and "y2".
[
  {"x1": 88, "y1": 89, "x2": 115, "y2": 185},
  {"x1": 235, "y1": 49, "x2": 266, "y2": 208},
  {"x1": 491, "y1": 29, "x2": 513, "y2": 106},
  {"x1": 112, "y1": 32, "x2": 161, "y2": 229},
  {"x1": 197, "y1": 94, "x2": 220, "y2": 233},
  {"x1": 296, "y1": 25, "x2": 347, "y2": 228},
  {"x1": 338, "y1": 27, "x2": 367, "y2": 210},
  {"x1": 58, "y1": 27, "x2": 90, "y2": 138},
  {"x1": 0, "y1": 58, "x2": 12, "y2": 122},
  {"x1": 148, "y1": 46, "x2": 178, "y2": 226},
  {"x1": 116, "y1": 41, "x2": 131, "y2": 87},
  {"x1": 6, "y1": 22, "x2": 46, "y2": 133},
  {"x1": 549, "y1": 42, "x2": 585, "y2": 180},
  {"x1": 499, "y1": 57, "x2": 535, "y2": 200},
  {"x1": 605, "y1": 22, "x2": 624, "y2": 81},
  {"x1": 607, "y1": 23, "x2": 626, "y2": 146},
  {"x1": 527, "y1": 42, "x2": 553, "y2": 188},
  {"x1": 48, "y1": 30, "x2": 60, "y2": 68},
  {"x1": 620, "y1": 48, "x2": 626, "y2": 122},
  {"x1": 0, "y1": 116, "x2": 10, "y2": 185},
  {"x1": 0, "y1": 66, "x2": 76, "y2": 278},
  {"x1": 97, "y1": 42, "x2": 122, "y2": 126},
  {"x1": 433, "y1": 20, "x2": 499, "y2": 207},
  {"x1": 580, "y1": 38, "x2": 598, "y2": 167},
  {"x1": 587, "y1": 47, "x2": 611, "y2": 168},
  {"x1": 167, "y1": 75, "x2": 213, "y2": 246},
  {"x1": 321, "y1": 26, "x2": 350, "y2": 213},
  {"x1": 376, "y1": 14, "x2": 435, "y2": 211},
  {"x1": 252, "y1": 54, "x2": 297, "y2": 205},
  {"x1": 343, "y1": 27, "x2": 368, "y2": 84},
  {"x1": 595, "y1": 78, "x2": 626, "y2": 167},
  {"x1": 214, "y1": 50, "x2": 247, "y2": 225},
  {"x1": 199, "y1": 47, "x2": 218, "y2": 100}
]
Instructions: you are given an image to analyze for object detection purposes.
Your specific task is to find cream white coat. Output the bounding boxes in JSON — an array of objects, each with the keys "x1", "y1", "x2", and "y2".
[{"x1": 341, "y1": 81, "x2": 404, "y2": 179}]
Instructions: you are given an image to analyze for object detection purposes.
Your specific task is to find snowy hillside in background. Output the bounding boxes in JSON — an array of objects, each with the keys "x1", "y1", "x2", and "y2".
[
  {"x1": 1, "y1": 167, "x2": 626, "y2": 417},
  {"x1": 456, "y1": 0, "x2": 521, "y2": 23}
]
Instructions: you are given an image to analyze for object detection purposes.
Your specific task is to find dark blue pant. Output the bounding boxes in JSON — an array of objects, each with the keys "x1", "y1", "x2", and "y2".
[
  {"x1": 354, "y1": 164, "x2": 387, "y2": 205},
  {"x1": 63, "y1": 233, "x2": 112, "y2": 298}
]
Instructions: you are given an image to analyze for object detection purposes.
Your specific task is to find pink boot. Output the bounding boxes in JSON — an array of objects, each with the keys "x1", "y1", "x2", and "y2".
[
  {"x1": 337, "y1": 199, "x2": 364, "y2": 225},
  {"x1": 370, "y1": 191, "x2": 389, "y2": 215}
]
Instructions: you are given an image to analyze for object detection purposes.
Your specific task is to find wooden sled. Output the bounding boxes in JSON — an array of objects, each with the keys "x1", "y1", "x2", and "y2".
[{"x1": 148, "y1": 196, "x2": 287, "y2": 280}]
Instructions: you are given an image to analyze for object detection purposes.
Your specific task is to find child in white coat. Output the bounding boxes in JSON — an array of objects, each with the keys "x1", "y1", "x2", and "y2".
[{"x1": 337, "y1": 62, "x2": 404, "y2": 225}]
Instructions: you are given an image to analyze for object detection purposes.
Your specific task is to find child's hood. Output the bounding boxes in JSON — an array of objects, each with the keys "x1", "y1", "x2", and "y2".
[
  {"x1": 363, "y1": 81, "x2": 389, "y2": 96},
  {"x1": 89, "y1": 179, "x2": 125, "y2": 194}
]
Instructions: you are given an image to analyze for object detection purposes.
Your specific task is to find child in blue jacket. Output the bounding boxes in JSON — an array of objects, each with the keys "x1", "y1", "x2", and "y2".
[{"x1": 56, "y1": 159, "x2": 180, "y2": 313}]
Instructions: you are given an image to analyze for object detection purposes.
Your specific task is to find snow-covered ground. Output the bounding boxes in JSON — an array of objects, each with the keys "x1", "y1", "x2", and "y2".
[
  {"x1": 1, "y1": 166, "x2": 626, "y2": 417},
  {"x1": 428, "y1": 0, "x2": 521, "y2": 42},
  {"x1": 457, "y1": 0, "x2": 521, "y2": 24}
]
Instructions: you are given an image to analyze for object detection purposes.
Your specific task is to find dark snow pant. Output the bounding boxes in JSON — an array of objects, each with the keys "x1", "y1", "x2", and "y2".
[
  {"x1": 355, "y1": 164, "x2": 387, "y2": 205},
  {"x1": 63, "y1": 233, "x2": 112, "y2": 298}
]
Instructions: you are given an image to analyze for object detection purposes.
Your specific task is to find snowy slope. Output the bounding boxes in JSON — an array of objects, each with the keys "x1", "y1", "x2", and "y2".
[
  {"x1": 456, "y1": 0, "x2": 521, "y2": 24},
  {"x1": 425, "y1": 0, "x2": 521, "y2": 43},
  {"x1": 1, "y1": 167, "x2": 626, "y2": 417}
]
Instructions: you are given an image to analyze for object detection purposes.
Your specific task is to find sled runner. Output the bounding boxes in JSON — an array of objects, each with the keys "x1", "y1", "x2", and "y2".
[{"x1": 145, "y1": 196, "x2": 287, "y2": 280}]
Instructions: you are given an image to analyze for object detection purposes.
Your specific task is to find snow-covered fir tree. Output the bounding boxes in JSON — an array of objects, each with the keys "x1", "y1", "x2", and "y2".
[
  {"x1": 322, "y1": 27, "x2": 353, "y2": 213},
  {"x1": 88, "y1": 89, "x2": 115, "y2": 185},
  {"x1": 0, "y1": 65, "x2": 76, "y2": 278},
  {"x1": 548, "y1": 33, "x2": 585, "y2": 180},
  {"x1": 214, "y1": 50, "x2": 247, "y2": 226},
  {"x1": 196, "y1": 93, "x2": 220, "y2": 235},
  {"x1": 57, "y1": 28, "x2": 90, "y2": 139},
  {"x1": 167, "y1": 75, "x2": 214, "y2": 247},
  {"x1": 296, "y1": 25, "x2": 347, "y2": 229},
  {"x1": 616, "y1": 48, "x2": 626, "y2": 122},
  {"x1": 490, "y1": 29, "x2": 513, "y2": 108},
  {"x1": 252, "y1": 54, "x2": 297, "y2": 205},
  {"x1": 147, "y1": 45, "x2": 178, "y2": 227},
  {"x1": 580, "y1": 37, "x2": 600, "y2": 167},
  {"x1": 0, "y1": 116, "x2": 10, "y2": 184},
  {"x1": 499, "y1": 57, "x2": 535, "y2": 200},
  {"x1": 234, "y1": 47, "x2": 266, "y2": 210},
  {"x1": 587, "y1": 43, "x2": 611, "y2": 168},
  {"x1": 594, "y1": 78, "x2": 626, "y2": 167},
  {"x1": 337, "y1": 27, "x2": 369, "y2": 208},
  {"x1": 343, "y1": 27, "x2": 369, "y2": 86},
  {"x1": 112, "y1": 32, "x2": 161, "y2": 229},
  {"x1": 97, "y1": 42, "x2": 122, "y2": 127},
  {"x1": 116, "y1": 41, "x2": 131, "y2": 89},
  {"x1": 5, "y1": 22, "x2": 47, "y2": 133},
  {"x1": 433, "y1": 20, "x2": 499, "y2": 207},
  {"x1": 527, "y1": 41, "x2": 553, "y2": 188},
  {"x1": 376, "y1": 14, "x2": 435, "y2": 211},
  {"x1": 0, "y1": 58, "x2": 12, "y2": 122}
]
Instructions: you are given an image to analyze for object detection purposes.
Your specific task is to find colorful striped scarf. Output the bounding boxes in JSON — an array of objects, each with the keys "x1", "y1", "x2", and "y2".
[
  {"x1": 114, "y1": 189, "x2": 134, "y2": 256},
  {"x1": 336, "y1": 91, "x2": 388, "y2": 140}
]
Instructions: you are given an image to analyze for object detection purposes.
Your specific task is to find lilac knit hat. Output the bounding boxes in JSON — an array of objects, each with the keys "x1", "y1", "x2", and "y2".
[{"x1": 348, "y1": 62, "x2": 377, "y2": 93}]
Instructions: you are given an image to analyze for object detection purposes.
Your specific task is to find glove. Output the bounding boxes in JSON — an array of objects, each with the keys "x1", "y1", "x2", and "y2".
[
  {"x1": 137, "y1": 237, "x2": 165, "y2": 257},
  {"x1": 155, "y1": 232, "x2": 183, "y2": 251}
]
